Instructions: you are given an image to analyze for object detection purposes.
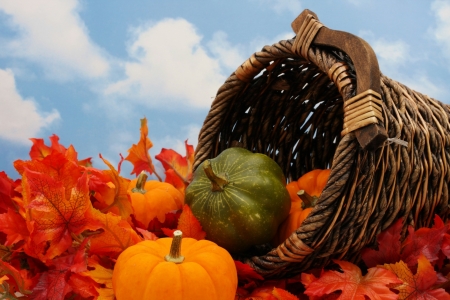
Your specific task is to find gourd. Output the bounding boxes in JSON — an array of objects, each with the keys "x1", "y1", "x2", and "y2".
[
  {"x1": 185, "y1": 147, "x2": 291, "y2": 253},
  {"x1": 127, "y1": 171, "x2": 184, "y2": 227},
  {"x1": 273, "y1": 169, "x2": 331, "y2": 246},
  {"x1": 112, "y1": 230, "x2": 237, "y2": 300}
]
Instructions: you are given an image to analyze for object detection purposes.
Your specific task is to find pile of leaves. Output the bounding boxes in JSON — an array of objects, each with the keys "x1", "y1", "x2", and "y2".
[{"x1": 1, "y1": 118, "x2": 450, "y2": 299}]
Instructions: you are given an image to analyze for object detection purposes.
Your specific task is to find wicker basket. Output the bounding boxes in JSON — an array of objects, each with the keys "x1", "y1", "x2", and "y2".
[{"x1": 193, "y1": 9, "x2": 450, "y2": 279}]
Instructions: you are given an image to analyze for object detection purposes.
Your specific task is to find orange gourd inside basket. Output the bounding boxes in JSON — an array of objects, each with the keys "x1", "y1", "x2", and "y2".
[{"x1": 273, "y1": 169, "x2": 331, "y2": 246}]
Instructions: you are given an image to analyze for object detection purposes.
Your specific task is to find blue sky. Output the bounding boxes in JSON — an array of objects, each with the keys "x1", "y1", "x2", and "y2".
[{"x1": 0, "y1": 0, "x2": 449, "y2": 178}]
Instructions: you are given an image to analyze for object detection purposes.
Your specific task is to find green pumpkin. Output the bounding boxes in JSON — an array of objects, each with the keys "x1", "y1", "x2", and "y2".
[{"x1": 185, "y1": 147, "x2": 290, "y2": 253}]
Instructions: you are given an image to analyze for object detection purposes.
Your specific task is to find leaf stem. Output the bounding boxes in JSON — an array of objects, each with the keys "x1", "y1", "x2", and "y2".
[
  {"x1": 164, "y1": 230, "x2": 185, "y2": 263},
  {"x1": 203, "y1": 160, "x2": 228, "y2": 192}
]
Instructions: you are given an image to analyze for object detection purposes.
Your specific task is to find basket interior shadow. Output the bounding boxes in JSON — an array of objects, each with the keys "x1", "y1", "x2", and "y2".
[{"x1": 193, "y1": 9, "x2": 450, "y2": 279}]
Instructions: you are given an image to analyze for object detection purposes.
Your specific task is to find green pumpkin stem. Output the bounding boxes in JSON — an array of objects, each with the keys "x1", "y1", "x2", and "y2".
[
  {"x1": 297, "y1": 190, "x2": 318, "y2": 208},
  {"x1": 164, "y1": 230, "x2": 185, "y2": 264},
  {"x1": 203, "y1": 160, "x2": 228, "y2": 192},
  {"x1": 131, "y1": 171, "x2": 148, "y2": 194}
]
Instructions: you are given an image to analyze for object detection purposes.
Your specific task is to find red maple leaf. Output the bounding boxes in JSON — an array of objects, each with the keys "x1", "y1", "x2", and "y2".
[
  {"x1": 401, "y1": 215, "x2": 447, "y2": 267},
  {"x1": 124, "y1": 118, "x2": 162, "y2": 180},
  {"x1": 32, "y1": 270, "x2": 72, "y2": 300},
  {"x1": 235, "y1": 260, "x2": 264, "y2": 284},
  {"x1": 0, "y1": 171, "x2": 20, "y2": 214},
  {"x1": 302, "y1": 260, "x2": 401, "y2": 299},
  {"x1": 155, "y1": 140, "x2": 194, "y2": 193},
  {"x1": 147, "y1": 210, "x2": 181, "y2": 237},
  {"x1": 361, "y1": 218, "x2": 402, "y2": 268},
  {"x1": 67, "y1": 273, "x2": 99, "y2": 299},
  {"x1": 382, "y1": 254, "x2": 450, "y2": 299}
]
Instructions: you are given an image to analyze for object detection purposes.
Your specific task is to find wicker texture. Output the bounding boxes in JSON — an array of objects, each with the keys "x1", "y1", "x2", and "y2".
[{"x1": 194, "y1": 37, "x2": 450, "y2": 278}]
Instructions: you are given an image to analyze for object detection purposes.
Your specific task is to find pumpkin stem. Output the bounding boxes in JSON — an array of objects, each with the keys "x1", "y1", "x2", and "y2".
[
  {"x1": 297, "y1": 190, "x2": 318, "y2": 208},
  {"x1": 131, "y1": 171, "x2": 148, "y2": 194},
  {"x1": 165, "y1": 230, "x2": 185, "y2": 264},
  {"x1": 203, "y1": 160, "x2": 228, "y2": 192}
]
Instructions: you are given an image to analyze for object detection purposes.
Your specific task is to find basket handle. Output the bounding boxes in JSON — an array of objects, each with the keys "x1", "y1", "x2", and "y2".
[{"x1": 292, "y1": 9, "x2": 388, "y2": 150}]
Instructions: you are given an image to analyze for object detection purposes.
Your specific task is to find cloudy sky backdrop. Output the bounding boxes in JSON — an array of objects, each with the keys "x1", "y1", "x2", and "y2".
[{"x1": 0, "y1": 0, "x2": 449, "y2": 178}]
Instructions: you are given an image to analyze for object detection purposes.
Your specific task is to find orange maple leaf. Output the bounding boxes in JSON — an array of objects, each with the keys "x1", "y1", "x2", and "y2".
[
  {"x1": 124, "y1": 118, "x2": 162, "y2": 180},
  {"x1": 155, "y1": 140, "x2": 194, "y2": 193},
  {"x1": 21, "y1": 168, "x2": 102, "y2": 260},
  {"x1": 28, "y1": 134, "x2": 91, "y2": 166},
  {"x1": 94, "y1": 154, "x2": 133, "y2": 220},
  {"x1": 302, "y1": 260, "x2": 401, "y2": 300},
  {"x1": 382, "y1": 254, "x2": 450, "y2": 299},
  {"x1": 272, "y1": 287, "x2": 299, "y2": 300},
  {"x1": 80, "y1": 256, "x2": 114, "y2": 299},
  {"x1": 170, "y1": 204, "x2": 206, "y2": 240},
  {"x1": 89, "y1": 211, "x2": 142, "y2": 257},
  {"x1": 0, "y1": 208, "x2": 29, "y2": 246}
]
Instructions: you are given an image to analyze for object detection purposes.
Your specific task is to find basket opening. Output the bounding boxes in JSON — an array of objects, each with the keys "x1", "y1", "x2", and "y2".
[{"x1": 209, "y1": 57, "x2": 344, "y2": 182}]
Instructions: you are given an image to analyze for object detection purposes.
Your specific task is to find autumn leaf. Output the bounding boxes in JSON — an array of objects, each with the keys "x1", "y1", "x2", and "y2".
[
  {"x1": 175, "y1": 204, "x2": 206, "y2": 240},
  {"x1": 361, "y1": 218, "x2": 403, "y2": 268},
  {"x1": 382, "y1": 253, "x2": 450, "y2": 299},
  {"x1": 89, "y1": 211, "x2": 142, "y2": 257},
  {"x1": 235, "y1": 260, "x2": 265, "y2": 284},
  {"x1": 0, "y1": 171, "x2": 20, "y2": 214},
  {"x1": 147, "y1": 209, "x2": 181, "y2": 237},
  {"x1": 155, "y1": 140, "x2": 194, "y2": 192},
  {"x1": 135, "y1": 227, "x2": 159, "y2": 241},
  {"x1": 0, "y1": 208, "x2": 29, "y2": 246},
  {"x1": 302, "y1": 260, "x2": 401, "y2": 300},
  {"x1": 0, "y1": 259, "x2": 34, "y2": 296},
  {"x1": 80, "y1": 256, "x2": 114, "y2": 300},
  {"x1": 272, "y1": 287, "x2": 300, "y2": 300},
  {"x1": 22, "y1": 168, "x2": 102, "y2": 260},
  {"x1": 401, "y1": 215, "x2": 447, "y2": 267},
  {"x1": 29, "y1": 134, "x2": 91, "y2": 166},
  {"x1": 29, "y1": 137, "x2": 52, "y2": 160},
  {"x1": 93, "y1": 154, "x2": 133, "y2": 220},
  {"x1": 32, "y1": 270, "x2": 73, "y2": 300},
  {"x1": 67, "y1": 273, "x2": 99, "y2": 299},
  {"x1": 124, "y1": 117, "x2": 162, "y2": 180}
]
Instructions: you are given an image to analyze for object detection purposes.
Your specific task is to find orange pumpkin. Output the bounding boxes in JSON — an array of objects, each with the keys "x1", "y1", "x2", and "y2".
[
  {"x1": 112, "y1": 230, "x2": 238, "y2": 300},
  {"x1": 128, "y1": 171, "x2": 184, "y2": 227},
  {"x1": 274, "y1": 169, "x2": 330, "y2": 246}
]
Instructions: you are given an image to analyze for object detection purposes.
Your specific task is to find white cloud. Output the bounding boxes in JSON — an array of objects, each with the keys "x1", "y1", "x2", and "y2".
[
  {"x1": 359, "y1": 31, "x2": 446, "y2": 100},
  {"x1": 252, "y1": 0, "x2": 302, "y2": 15},
  {"x1": 431, "y1": 0, "x2": 450, "y2": 62},
  {"x1": 371, "y1": 39, "x2": 410, "y2": 67},
  {"x1": 0, "y1": 68, "x2": 60, "y2": 144},
  {"x1": 207, "y1": 31, "x2": 246, "y2": 72},
  {"x1": 0, "y1": 0, "x2": 109, "y2": 80},
  {"x1": 104, "y1": 18, "x2": 226, "y2": 108}
]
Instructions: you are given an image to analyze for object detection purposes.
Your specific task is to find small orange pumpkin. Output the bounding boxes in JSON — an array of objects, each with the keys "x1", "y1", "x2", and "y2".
[
  {"x1": 286, "y1": 169, "x2": 330, "y2": 211},
  {"x1": 128, "y1": 171, "x2": 184, "y2": 227},
  {"x1": 274, "y1": 169, "x2": 331, "y2": 246},
  {"x1": 112, "y1": 230, "x2": 238, "y2": 300}
]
